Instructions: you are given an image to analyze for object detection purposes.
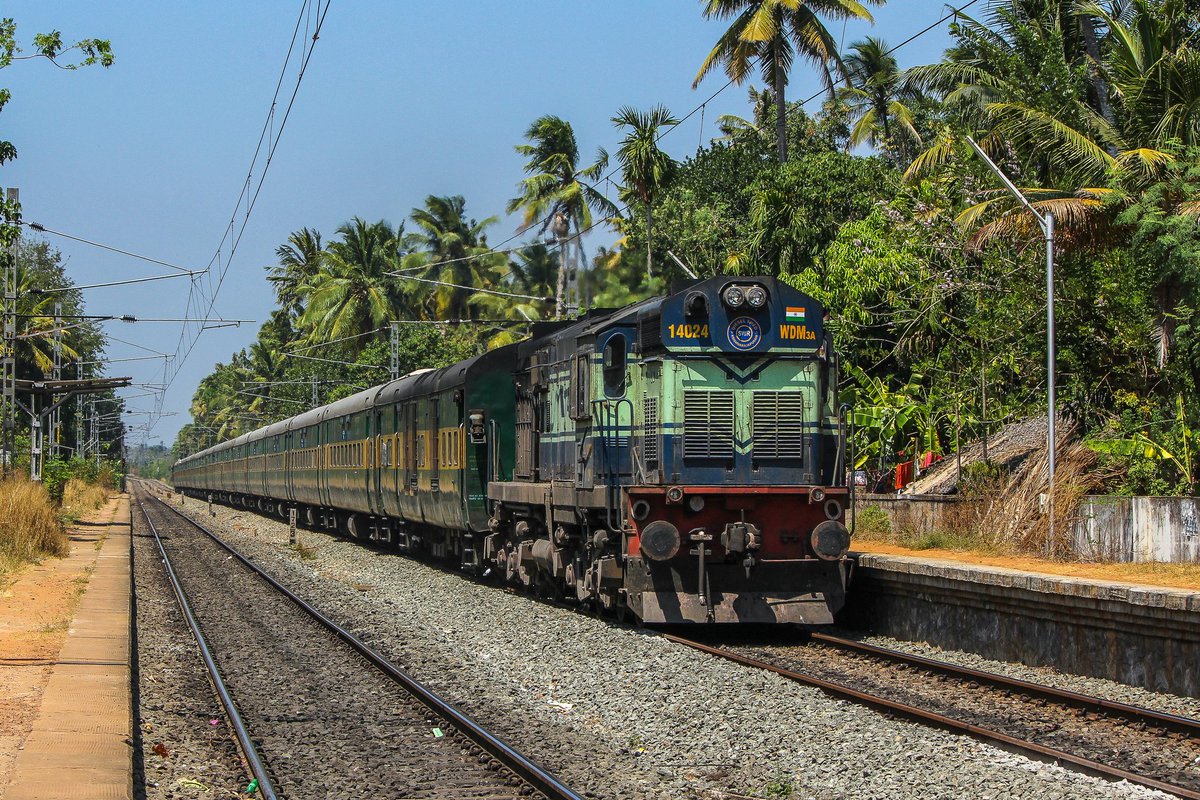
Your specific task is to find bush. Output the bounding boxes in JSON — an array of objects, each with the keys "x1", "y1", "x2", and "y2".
[
  {"x1": 0, "y1": 477, "x2": 67, "y2": 575},
  {"x1": 854, "y1": 504, "x2": 892, "y2": 537},
  {"x1": 41, "y1": 457, "x2": 123, "y2": 501}
]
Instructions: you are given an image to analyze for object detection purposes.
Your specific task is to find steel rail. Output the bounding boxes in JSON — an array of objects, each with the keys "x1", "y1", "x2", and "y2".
[
  {"x1": 138, "y1": 483, "x2": 583, "y2": 800},
  {"x1": 811, "y1": 632, "x2": 1200, "y2": 738},
  {"x1": 663, "y1": 634, "x2": 1200, "y2": 800},
  {"x1": 134, "y1": 488, "x2": 278, "y2": 800}
]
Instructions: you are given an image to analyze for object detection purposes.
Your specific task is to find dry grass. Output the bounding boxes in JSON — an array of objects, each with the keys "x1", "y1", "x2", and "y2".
[
  {"x1": 0, "y1": 477, "x2": 68, "y2": 583},
  {"x1": 61, "y1": 479, "x2": 109, "y2": 521},
  {"x1": 975, "y1": 421, "x2": 1115, "y2": 557}
]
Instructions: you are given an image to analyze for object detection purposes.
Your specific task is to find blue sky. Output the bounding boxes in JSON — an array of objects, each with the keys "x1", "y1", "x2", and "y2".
[{"x1": 3, "y1": 1, "x2": 956, "y2": 446}]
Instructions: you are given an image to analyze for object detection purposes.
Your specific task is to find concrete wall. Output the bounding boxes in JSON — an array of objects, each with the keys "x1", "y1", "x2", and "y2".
[
  {"x1": 843, "y1": 553, "x2": 1200, "y2": 695},
  {"x1": 852, "y1": 493, "x2": 969, "y2": 536},
  {"x1": 1073, "y1": 496, "x2": 1200, "y2": 563},
  {"x1": 856, "y1": 493, "x2": 1200, "y2": 563}
]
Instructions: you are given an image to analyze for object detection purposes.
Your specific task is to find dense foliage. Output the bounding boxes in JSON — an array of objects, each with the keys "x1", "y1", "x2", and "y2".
[{"x1": 178, "y1": 1, "x2": 1200, "y2": 496}]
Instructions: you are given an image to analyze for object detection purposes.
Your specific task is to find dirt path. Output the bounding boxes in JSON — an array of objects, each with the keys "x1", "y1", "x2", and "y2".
[{"x1": 0, "y1": 495, "x2": 121, "y2": 792}]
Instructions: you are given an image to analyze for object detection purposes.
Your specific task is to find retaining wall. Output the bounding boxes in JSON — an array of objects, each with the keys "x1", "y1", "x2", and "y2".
[{"x1": 842, "y1": 553, "x2": 1200, "y2": 696}]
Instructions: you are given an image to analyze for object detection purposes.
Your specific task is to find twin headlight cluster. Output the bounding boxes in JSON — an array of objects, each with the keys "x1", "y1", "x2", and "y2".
[{"x1": 722, "y1": 283, "x2": 768, "y2": 309}]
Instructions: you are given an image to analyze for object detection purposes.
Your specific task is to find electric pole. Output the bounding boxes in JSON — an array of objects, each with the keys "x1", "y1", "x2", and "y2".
[
  {"x1": 2, "y1": 187, "x2": 18, "y2": 476},
  {"x1": 76, "y1": 361, "x2": 84, "y2": 458},
  {"x1": 389, "y1": 321, "x2": 399, "y2": 381},
  {"x1": 50, "y1": 302, "x2": 61, "y2": 458}
]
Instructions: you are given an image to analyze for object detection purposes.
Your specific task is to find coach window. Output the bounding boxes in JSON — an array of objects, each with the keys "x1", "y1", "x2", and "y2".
[{"x1": 603, "y1": 333, "x2": 627, "y2": 397}]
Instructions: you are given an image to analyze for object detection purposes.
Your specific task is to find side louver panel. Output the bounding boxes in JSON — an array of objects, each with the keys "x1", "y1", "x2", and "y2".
[
  {"x1": 752, "y1": 391, "x2": 806, "y2": 460},
  {"x1": 642, "y1": 395, "x2": 660, "y2": 469},
  {"x1": 683, "y1": 391, "x2": 735, "y2": 460}
]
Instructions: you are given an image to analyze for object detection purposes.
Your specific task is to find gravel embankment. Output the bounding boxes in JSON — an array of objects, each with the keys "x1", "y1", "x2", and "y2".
[
  {"x1": 138, "y1": 491, "x2": 551, "y2": 800},
  {"x1": 132, "y1": 503, "x2": 247, "y2": 799},
  {"x1": 160, "y1": 488, "x2": 1177, "y2": 800},
  {"x1": 848, "y1": 630, "x2": 1200, "y2": 721},
  {"x1": 724, "y1": 640, "x2": 1200, "y2": 792}
]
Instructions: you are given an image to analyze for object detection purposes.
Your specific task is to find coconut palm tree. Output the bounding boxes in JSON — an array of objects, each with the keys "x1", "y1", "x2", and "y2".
[
  {"x1": 508, "y1": 115, "x2": 617, "y2": 318},
  {"x1": 298, "y1": 218, "x2": 398, "y2": 350},
  {"x1": 402, "y1": 195, "x2": 503, "y2": 320},
  {"x1": 466, "y1": 243, "x2": 557, "y2": 327},
  {"x1": 694, "y1": 0, "x2": 882, "y2": 162},
  {"x1": 612, "y1": 105, "x2": 680, "y2": 281},
  {"x1": 267, "y1": 227, "x2": 323, "y2": 317},
  {"x1": 839, "y1": 36, "x2": 923, "y2": 162}
]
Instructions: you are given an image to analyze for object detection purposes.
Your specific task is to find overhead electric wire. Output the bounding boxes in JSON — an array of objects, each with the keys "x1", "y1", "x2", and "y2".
[
  {"x1": 393, "y1": 274, "x2": 552, "y2": 302},
  {"x1": 153, "y1": 0, "x2": 964, "y2": 439},
  {"x1": 148, "y1": 0, "x2": 331, "y2": 437},
  {"x1": 284, "y1": 326, "x2": 384, "y2": 353},
  {"x1": 22, "y1": 222, "x2": 202, "y2": 274},
  {"x1": 279, "y1": 351, "x2": 388, "y2": 370},
  {"x1": 169, "y1": 0, "x2": 332, "y2": 387},
  {"x1": 28, "y1": 270, "x2": 202, "y2": 295}
]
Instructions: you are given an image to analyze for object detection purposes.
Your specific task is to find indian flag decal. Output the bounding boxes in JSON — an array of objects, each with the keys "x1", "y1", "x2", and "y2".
[{"x1": 785, "y1": 306, "x2": 806, "y2": 321}]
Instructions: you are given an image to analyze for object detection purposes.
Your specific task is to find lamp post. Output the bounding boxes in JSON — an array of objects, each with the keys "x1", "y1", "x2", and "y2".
[{"x1": 965, "y1": 136, "x2": 1056, "y2": 548}]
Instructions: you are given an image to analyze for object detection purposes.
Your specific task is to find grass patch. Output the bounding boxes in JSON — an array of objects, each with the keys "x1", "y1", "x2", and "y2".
[
  {"x1": 854, "y1": 505, "x2": 892, "y2": 537},
  {"x1": 290, "y1": 542, "x2": 318, "y2": 561},
  {"x1": 61, "y1": 479, "x2": 109, "y2": 521},
  {"x1": 0, "y1": 477, "x2": 67, "y2": 583},
  {"x1": 901, "y1": 528, "x2": 1001, "y2": 552}
]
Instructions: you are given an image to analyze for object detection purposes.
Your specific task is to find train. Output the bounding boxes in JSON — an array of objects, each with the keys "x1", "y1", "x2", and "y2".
[{"x1": 172, "y1": 275, "x2": 853, "y2": 625}]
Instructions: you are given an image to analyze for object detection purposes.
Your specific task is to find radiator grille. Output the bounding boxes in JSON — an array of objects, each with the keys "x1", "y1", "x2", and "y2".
[
  {"x1": 683, "y1": 391, "x2": 734, "y2": 459},
  {"x1": 752, "y1": 391, "x2": 806, "y2": 459},
  {"x1": 639, "y1": 313, "x2": 662, "y2": 351},
  {"x1": 642, "y1": 395, "x2": 659, "y2": 469}
]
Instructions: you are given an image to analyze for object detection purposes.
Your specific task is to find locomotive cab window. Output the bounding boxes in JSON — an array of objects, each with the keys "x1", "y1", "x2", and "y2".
[{"x1": 603, "y1": 334, "x2": 627, "y2": 397}]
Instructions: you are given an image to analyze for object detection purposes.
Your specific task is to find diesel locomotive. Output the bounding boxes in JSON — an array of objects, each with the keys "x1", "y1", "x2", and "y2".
[{"x1": 173, "y1": 275, "x2": 853, "y2": 624}]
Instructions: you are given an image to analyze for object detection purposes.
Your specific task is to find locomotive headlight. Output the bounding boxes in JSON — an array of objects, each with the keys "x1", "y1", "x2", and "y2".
[
  {"x1": 746, "y1": 285, "x2": 768, "y2": 308},
  {"x1": 666, "y1": 486, "x2": 685, "y2": 504},
  {"x1": 722, "y1": 285, "x2": 746, "y2": 308},
  {"x1": 810, "y1": 487, "x2": 826, "y2": 503}
]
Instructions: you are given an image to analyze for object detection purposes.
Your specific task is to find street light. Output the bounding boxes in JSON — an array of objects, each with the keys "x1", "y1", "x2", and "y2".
[{"x1": 965, "y1": 135, "x2": 1056, "y2": 547}]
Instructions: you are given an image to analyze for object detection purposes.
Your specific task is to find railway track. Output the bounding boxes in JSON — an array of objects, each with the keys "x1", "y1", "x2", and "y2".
[
  {"x1": 132, "y1": 480, "x2": 581, "y2": 800},
  {"x1": 665, "y1": 632, "x2": 1200, "y2": 799}
]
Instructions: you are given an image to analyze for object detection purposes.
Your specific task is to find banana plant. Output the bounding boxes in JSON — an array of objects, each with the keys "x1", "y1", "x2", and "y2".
[
  {"x1": 1086, "y1": 395, "x2": 1196, "y2": 493},
  {"x1": 842, "y1": 363, "x2": 947, "y2": 471}
]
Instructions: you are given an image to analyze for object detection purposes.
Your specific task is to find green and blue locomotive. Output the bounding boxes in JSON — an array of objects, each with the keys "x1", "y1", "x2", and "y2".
[{"x1": 173, "y1": 276, "x2": 852, "y2": 624}]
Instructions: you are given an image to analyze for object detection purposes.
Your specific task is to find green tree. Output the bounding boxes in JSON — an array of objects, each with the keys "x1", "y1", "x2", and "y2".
[
  {"x1": 298, "y1": 218, "x2": 399, "y2": 350},
  {"x1": 612, "y1": 104, "x2": 680, "y2": 281},
  {"x1": 267, "y1": 227, "x2": 323, "y2": 317},
  {"x1": 403, "y1": 195, "x2": 502, "y2": 320},
  {"x1": 694, "y1": 0, "x2": 881, "y2": 162},
  {"x1": 0, "y1": 19, "x2": 113, "y2": 246},
  {"x1": 508, "y1": 115, "x2": 616, "y2": 318},
  {"x1": 839, "y1": 36, "x2": 923, "y2": 163}
]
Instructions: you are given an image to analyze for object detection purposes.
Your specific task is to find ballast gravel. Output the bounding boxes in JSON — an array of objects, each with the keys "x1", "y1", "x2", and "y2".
[
  {"x1": 131, "y1": 510, "x2": 247, "y2": 799},
  {"x1": 164, "y1": 490, "x2": 1177, "y2": 800},
  {"x1": 851, "y1": 631, "x2": 1200, "y2": 722}
]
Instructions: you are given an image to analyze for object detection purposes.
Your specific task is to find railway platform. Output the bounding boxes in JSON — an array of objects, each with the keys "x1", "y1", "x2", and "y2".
[
  {"x1": 843, "y1": 549, "x2": 1200, "y2": 696},
  {"x1": 2, "y1": 495, "x2": 133, "y2": 800}
]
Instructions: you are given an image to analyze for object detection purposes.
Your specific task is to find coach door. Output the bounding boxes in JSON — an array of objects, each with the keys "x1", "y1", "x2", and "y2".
[{"x1": 370, "y1": 407, "x2": 383, "y2": 516}]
